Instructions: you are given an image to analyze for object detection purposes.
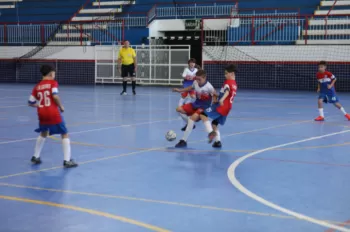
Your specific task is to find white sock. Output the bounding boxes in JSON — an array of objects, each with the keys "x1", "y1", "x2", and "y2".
[
  {"x1": 203, "y1": 121, "x2": 213, "y2": 133},
  {"x1": 34, "y1": 136, "x2": 46, "y2": 158},
  {"x1": 182, "y1": 119, "x2": 194, "y2": 141},
  {"x1": 340, "y1": 107, "x2": 347, "y2": 115},
  {"x1": 215, "y1": 130, "x2": 221, "y2": 142},
  {"x1": 319, "y1": 108, "x2": 324, "y2": 117},
  {"x1": 62, "y1": 138, "x2": 71, "y2": 162},
  {"x1": 178, "y1": 98, "x2": 185, "y2": 107},
  {"x1": 179, "y1": 113, "x2": 188, "y2": 123}
]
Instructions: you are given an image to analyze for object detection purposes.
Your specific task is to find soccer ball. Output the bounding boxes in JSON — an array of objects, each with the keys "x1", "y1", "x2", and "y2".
[{"x1": 165, "y1": 130, "x2": 176, "y2": 141}]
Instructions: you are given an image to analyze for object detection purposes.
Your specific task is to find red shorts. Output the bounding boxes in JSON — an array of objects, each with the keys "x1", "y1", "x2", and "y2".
[
  {"x1": 181, "y1": 90, "x2": 195, "y2": 98},
  {"x1": 182, "y1": 103, "x2": 203, "y2": 116}
]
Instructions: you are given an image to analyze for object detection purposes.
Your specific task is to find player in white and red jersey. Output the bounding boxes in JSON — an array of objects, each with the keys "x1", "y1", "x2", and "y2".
[
  {"x1": 199, "y1": 64, "x2": 238, "y2": 148},
  {"x1": 314, "y1": 61, "x2": 350, "y2": 121},
  {"x1": 179, "y1": 58, "x2": 198, "y2": 106},
  {"x1": 173, "y1": 69, "x2": 216, "y2": 148},
  {"x1": 28, "y1": 65, "x2": 78, "y2": 168}
]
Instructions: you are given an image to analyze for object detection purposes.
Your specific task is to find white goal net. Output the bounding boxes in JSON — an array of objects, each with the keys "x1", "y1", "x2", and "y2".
[{"x1": 95, "y1": 45, "x2": 190, "y2": 85}]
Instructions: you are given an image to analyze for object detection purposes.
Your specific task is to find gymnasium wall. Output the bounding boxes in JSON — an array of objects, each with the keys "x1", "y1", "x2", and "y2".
[{"x1": 1, "y1": 45, "x2": 350, "y2": 91}]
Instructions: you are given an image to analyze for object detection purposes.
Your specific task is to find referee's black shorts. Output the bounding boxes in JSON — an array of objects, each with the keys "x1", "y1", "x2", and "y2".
[{"x1": 121, "y1": 63, "x2": 135, "y2": 78}]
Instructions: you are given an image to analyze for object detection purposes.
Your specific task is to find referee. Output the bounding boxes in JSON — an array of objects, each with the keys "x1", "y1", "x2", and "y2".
[{"x1": 118, "y1": 40, "x2": 137, "y2": 95}]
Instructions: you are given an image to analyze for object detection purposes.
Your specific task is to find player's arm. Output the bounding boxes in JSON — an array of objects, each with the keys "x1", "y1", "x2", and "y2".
[
  {"x1": 117, "y1": 49, "x2": 122, "y2": 73},
  {"x1": 173, "y1": 85, "x2": 193, "y2": 93},
  {"x1": 328, "y1": 73, "x2": 336, "y2": 89},
  {"x1": 117, "y1": 49, "x2": 122, "y2": 64},
  {"x1": 51, "y1": 85, "x2": 64, "y2": 112},
  {"x1": 53, "y1": 95, "x2": 64, "y2": 112},
  {"x1": 219, "y1": 85, "x2": 230, "y2": 106},
  {"x1": 132, "y1": 49, "x2": 137, "y2": 69},
  {"x1": 28, "y1": 95, "x2": 38, "y2": 108},
  {"x1": 317, "y1": 83, "x2": 320, "y2": 92}
]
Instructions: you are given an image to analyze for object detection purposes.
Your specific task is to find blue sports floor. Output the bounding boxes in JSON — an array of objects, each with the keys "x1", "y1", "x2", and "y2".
[{"x1": 0, "y1": 84, "x2": 349, "y2": 232}]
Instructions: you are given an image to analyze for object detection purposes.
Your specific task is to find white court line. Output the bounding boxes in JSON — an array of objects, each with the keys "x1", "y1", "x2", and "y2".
[
  {"x1": 0, "y1": 118, "x2": 181, "y2": 145},
  {"x1": 227, "y1": 129, "x2": 350, "y2": 232}
]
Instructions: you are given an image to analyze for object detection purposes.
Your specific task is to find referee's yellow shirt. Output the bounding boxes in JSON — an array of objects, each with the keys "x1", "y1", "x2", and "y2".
[{"x1": 118, "y1": 47, "x2": 136, "y2": 65}]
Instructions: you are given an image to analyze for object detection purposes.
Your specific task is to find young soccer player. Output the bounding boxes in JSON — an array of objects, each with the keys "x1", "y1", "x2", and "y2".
[
  {"x1": 314, "y1": 61, "x2": 350, "y2": 121},
  {"x1": 28, "y1": 65, "x2": 78, "y2": 168},
  {"x1": 199, "y1": 64, "x2": 238, "y2": 148},
  {"x1": 179, "y1": 58, "x2": 198, "y2": 106},
  {"x1": 178, "y1": 58, "x2": 199, "y2": 130},
  {"x1": 173, "y1": 69, "x2": 216, "y2": 148}
]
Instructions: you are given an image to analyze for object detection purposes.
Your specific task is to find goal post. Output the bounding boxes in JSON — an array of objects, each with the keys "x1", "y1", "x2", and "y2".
[{"x1": 95, "y1": 45, "x2": 191, "y2": 85}]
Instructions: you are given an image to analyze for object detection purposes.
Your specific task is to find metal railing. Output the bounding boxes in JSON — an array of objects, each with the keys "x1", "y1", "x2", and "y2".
[
  {"x1": 202, "y1": 15, "x2": 350, "y2": 45},
  {"x1": 147, "y1": 2, "x2": 238, "y2": 23},
  {"x1": 157, "y1": 5, "x2": 235, "y2": 18},
  {"x1": 119, "y1": 16, "x2": 147, "y2": 28},
  {"x1": 0, "y1": 21, "x2": 124, "y2": 45},
  {"x1": 2, "y1": 14, "x2": 350, "y2": 46}
]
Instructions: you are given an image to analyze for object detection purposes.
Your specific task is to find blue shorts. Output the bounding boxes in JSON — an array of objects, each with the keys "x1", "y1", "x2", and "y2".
[
  {"x1": 204, "y1": 104, "x2": 227, "y2": 125},
  {"x1": 318, "y1": 93, "x2": 339, "y2": 104},
  {"x1": 35, "y1": 122, "x2": 68, "y2": 135}
]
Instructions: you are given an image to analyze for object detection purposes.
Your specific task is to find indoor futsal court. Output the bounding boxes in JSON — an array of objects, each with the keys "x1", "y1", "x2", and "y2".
[{"x1": 0, "y1": 83, "x2": 349, "y2": 232}]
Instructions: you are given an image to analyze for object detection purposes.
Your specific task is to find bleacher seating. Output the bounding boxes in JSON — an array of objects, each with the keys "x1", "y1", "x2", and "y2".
[
  {"x1": 48, "y1": 1, "x2": 134, "y2": 45},
  {"x1": 0, "y1": 0, "x2": 21, "y2": 9},
  {"x1": 0, "y1": 0, "x2": 349, "y2": 46},
  {"x1": 71, "y1": 0, "x2": 135, "y2": 21},
  {"x1": 0, "y1": 0, "x2": 87, "y2": 22},
  {"x1": 296, "y1": 0, "x2": 350, "y2": 44}
]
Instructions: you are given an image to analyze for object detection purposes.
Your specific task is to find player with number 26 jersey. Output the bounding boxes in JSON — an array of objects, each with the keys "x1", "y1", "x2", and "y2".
[
  {"x1": 28, "y1": 65, "x2": 77, "y2": 168},
  {"x1": 30, "y1": 80, "x2": 62, "y2": 125}
]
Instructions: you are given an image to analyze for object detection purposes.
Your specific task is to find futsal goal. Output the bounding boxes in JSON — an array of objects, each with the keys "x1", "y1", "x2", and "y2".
[{"x1": 95, "y1": 45, "x2": 191, "y2": 85}]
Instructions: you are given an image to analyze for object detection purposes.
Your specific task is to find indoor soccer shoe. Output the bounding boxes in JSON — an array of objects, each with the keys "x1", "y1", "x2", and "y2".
[
  {"x1": 175, "y1": 140, "x2": 187, "y2": 148},
  {"x1": 63, "y1": 159, "x2": 78, "y2": 168},
  {"x1": 31, "y1": 156, "x2": 42, "y2": 165},
  {"x1": 314, "y1": 116, "x2": 325, "y2": 121},
  {"x1": 133, "y1": 90, "x2": 136, "y2": 95},
  {"x1": 208, "y1": 131, "x2": 217, "y2": 143},
  {"x1": 120, "y1": 91, "x2": 127, "y2": 95},
  {"x1": 345, "y1": 114, "x2": 350, "y2": 121},
  {"x1": 212, "y1": 141, "x2": 222, "y2": 148}
]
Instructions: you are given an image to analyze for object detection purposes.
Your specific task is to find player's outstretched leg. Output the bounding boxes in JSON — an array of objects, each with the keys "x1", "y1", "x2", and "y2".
[
  {"x1": 176, "y1": 104, "x2": 196, "y2": 131},
  {"x1": 334, "y1": 102, "x2": 350, "y2": 120},
  {"x1": 212, "y1": 122, "x2": 222, "y2": 148},
  {"x1": 315, "y1": 98, "x2": 325, "y2": 121},
  {"x1": 62, "y1": 134, "x2": 78, "y2": 168},
  {"x1": 199, "y1": 114, "x2": 217, "y2": 144},
  {"x1": 175, "y1": 114, "x2": 199, "y2": 148},
  {"x1": 31, "y1": 131, "x2": 48, "y2": 165}
]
